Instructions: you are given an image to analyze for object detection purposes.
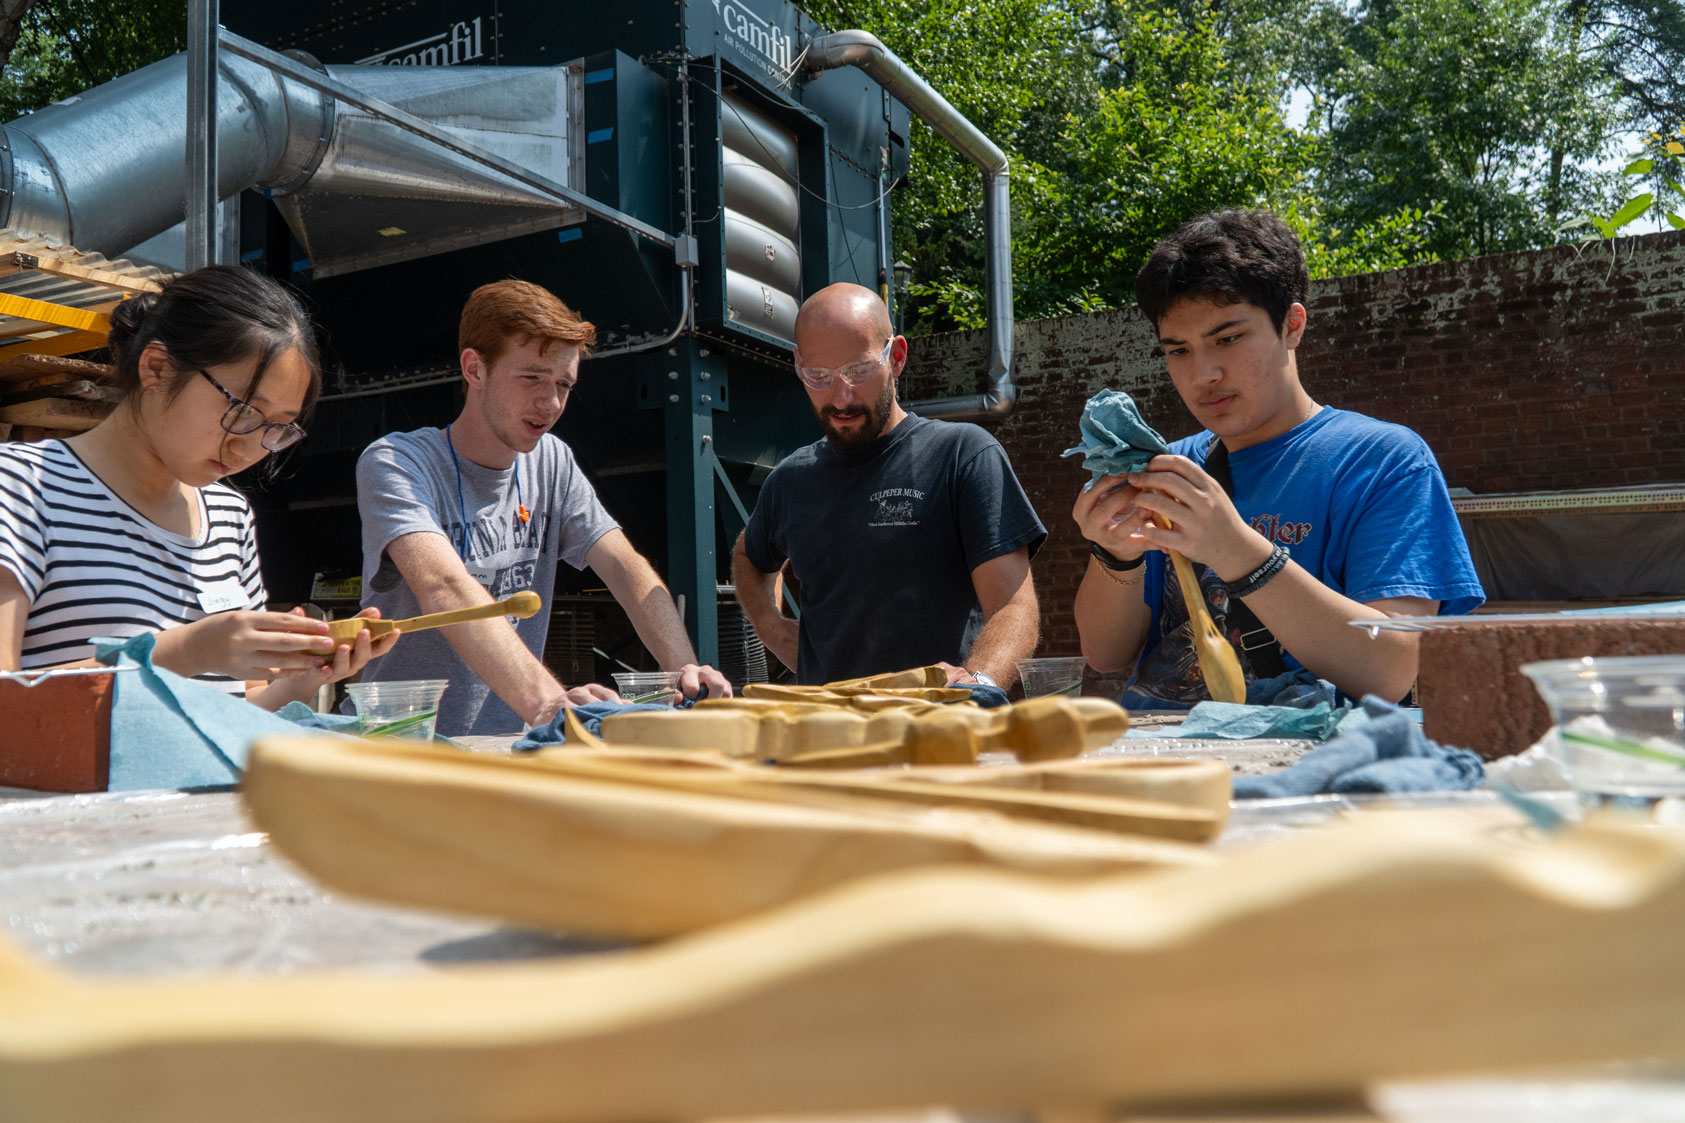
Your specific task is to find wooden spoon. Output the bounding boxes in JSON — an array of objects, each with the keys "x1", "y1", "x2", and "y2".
[
  {"x1": 327, "y1": 590, "x2": 543, "y2": 645},
  {"x1": 1148, "y1": 514, "x2": 1246, "y2": 704}
]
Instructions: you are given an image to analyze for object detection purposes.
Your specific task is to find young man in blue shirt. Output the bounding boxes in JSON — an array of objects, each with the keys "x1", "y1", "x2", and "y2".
[{"x1": 1073, "y1": 209, "x2": 1484, "y2": 706}]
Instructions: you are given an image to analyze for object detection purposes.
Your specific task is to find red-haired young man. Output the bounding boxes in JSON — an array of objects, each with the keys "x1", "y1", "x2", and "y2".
[{"x1": 356, "y1": 280, "x2": 729, "y2": 736}]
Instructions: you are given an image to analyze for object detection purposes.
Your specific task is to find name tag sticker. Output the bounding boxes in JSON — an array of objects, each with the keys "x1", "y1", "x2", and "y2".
[{"x1": 197, "y1": 580, "x2": 249, "y2": 615}]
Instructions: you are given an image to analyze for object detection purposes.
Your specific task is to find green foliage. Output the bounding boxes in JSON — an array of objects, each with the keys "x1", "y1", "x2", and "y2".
[
  {"x1": 1576, "y1": 0, "x2": 1685, "y2": 141},
  {"x1": 805, "y1": 0, "x2": 1429, "y2": 332},
  {"x1": 1310, "y1": 0, "x2": 1622, "y2": 259},
  {"x1": 1564, "y1": 126, "x2": 1685, "y2": 237},
  {"x1": 801, "y1": 0, "x2": 1085, "y2": 330},
  {"x1": 0, "y1": 0, "x2": 183, "y2": 121},
  {"x1": 4, "y1": 0, "x2": 1663, "y2": 335},
  {"x1": 1015, "y1": 6, "x2": 1312, "y2": 315}
]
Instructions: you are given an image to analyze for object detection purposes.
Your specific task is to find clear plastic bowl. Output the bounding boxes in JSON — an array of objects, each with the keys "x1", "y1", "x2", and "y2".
[
  {"x1": 1519, "y1": 656, "x2": 1685, "y2": 799},
  {"x1": 612, "y1": 671, "x2": 684, "y2": 706},
  {"x1": 344, "y1": 679, "x2": 448, "y2": 740},
  {"x1": 1013, "y1": 656, "x2": 1088, "y2": 697}
]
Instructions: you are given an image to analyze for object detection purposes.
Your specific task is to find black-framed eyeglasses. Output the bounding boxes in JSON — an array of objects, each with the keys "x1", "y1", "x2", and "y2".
[{"x1": 198, "y1": 370, "x2": 307, "y2": 451}]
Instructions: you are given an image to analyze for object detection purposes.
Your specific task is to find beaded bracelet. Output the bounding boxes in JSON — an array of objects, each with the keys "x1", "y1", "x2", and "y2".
[{"x1": 1224, "y1": 543, "x2": 1290, "y2": 599}]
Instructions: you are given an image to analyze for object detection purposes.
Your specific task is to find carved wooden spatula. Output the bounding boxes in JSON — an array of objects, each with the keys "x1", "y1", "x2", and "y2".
[
  {"x1": 327, "y1": 591, "x2": 542, "y2": 645},
  {"x1": 1149, "y1": 515, "x2": 1246, "y2": 704}
]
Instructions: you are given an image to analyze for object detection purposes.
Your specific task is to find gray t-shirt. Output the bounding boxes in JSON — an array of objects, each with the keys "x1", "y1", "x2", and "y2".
[
  {"x1": 355, "y1": 427, "x2": 619, "y2": 735},
  {"x1": 744, "y1": 415, "x2": 1045, "y2": 684}
]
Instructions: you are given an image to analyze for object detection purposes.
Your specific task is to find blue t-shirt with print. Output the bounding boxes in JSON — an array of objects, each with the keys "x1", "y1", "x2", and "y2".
[{"x1": 1123, "y1": 406, "x2": 1484, "y2": 708}]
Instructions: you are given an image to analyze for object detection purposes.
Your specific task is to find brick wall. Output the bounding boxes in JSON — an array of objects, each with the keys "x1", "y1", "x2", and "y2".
[{"x1": 902, "y1": 229, "x2": 1685, "y2": 657}]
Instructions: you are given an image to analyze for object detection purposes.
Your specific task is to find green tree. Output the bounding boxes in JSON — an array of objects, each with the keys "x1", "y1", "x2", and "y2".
[
  {"x1": 805, "y1": 0, "x2": 1428, "y2": 332},
  {"x1": 1016, "y1": 5, "x2": 1315, "y2": 315},
  {"x1": 1576, "y1": 0, "x2": 1685, "y2": 135},
  {"x1": 1308, "y1": 0, "x2": 1621, "y2": 258},
  {"x1": 801, "y1": 0, "x2": 1091, "y2": 330},
  {"x1": 0, "y1": 0, "x2": 183, "y2": 121}
]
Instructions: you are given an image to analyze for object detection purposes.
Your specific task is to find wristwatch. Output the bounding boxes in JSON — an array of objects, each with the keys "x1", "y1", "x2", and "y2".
[{"x1": 967, "y1": 670, "x2": 997, "y2": 688}]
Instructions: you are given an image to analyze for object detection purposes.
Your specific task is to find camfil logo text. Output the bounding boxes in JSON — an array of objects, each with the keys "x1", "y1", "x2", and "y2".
[
  {"x1": 355, "y1": 18, "x2": 485, "y2": 66},
  {"x1": 713, "y1": 0, "x2": 794, "y2": 71}
]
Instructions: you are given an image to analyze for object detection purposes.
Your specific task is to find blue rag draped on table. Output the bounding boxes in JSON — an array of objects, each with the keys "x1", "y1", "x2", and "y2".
[
  {"x1": 1160, "y1": 669, "x2": 1350, "y2": 741},
  {"x1": 92, "y1": 633, "x2": 310, "y2": 790},
  {"x1": 1231, "y1": 696, "x2": 1485, "y2": 798}
]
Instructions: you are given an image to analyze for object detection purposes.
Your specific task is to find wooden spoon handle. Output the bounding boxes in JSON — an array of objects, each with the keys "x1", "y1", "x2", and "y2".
[
  {"x1": 1150, "y1": 515, "x2": 1247, "y2": 704},
  {"x1": 389, "y1": 590, "x2": 544, "y2": 635}
]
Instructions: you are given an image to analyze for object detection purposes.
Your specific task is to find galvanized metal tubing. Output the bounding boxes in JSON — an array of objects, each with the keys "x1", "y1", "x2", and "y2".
[
  {"x1": 0, "y1": 37, "x2": 330, "y2": 257},
  {"x1": 805, "y1": 30, "x2": 1015, "y2": 421},
  {"x1": 0, "y1": 31, "x2": 674, "y2": 267}
]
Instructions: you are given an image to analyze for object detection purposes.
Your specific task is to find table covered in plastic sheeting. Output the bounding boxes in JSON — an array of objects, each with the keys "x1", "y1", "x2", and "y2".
[
  {"x1": 0, "y1": 785, "x2": 621, "y2": 979},
  {"x1": 0, "y1": 738, "x2": 1593, "y2": 978},
  {"x1": 4, "y1": 737, "x2": 1684, "y2": 1123}
]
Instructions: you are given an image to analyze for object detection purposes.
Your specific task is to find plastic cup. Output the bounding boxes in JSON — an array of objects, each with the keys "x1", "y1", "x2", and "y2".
[
  {"x1": 1013, "y1": 656, "x2": 1088, "y2": 697},
  {"x1": 613, "y1": 671, "x2": 684, "y2": 706},
  {"x1": 1520, "y1": 656, "x2": 1685, "y2": 799},
  {"x1": 344, "y1": 679, "x2": 448, "y2": 740}
]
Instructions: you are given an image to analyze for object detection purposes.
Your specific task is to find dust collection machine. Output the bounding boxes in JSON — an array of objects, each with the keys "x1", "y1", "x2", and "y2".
[{"x1": 0, "y1": 0, "x2": 1015, "y2": 685}]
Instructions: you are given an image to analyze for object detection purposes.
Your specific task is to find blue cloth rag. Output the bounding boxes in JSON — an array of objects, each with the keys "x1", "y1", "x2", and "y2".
[
  {"x1": 958, "y1": 682, "x2": 1011, "y2": 709},
  {"x1": 1060, "y1": 389, "x2": 1170, "y2": 485},
  {"x1": 514, "y1": 700, "x2": 682, "y2": 748},
  {"x1": 1232, "y1": 696, "x2": 1485, "y2": 798},
  {"x1": 1246, "y1": 667, "x2": 1340, "y2": 709},
  {"x1": 1122, "y1": 670, "x2": 1347, "y2": 740},
  {"x1": 1172, "y1": 700, "x2": 1348, "y2": 741},
  {"x1": 275, "y1": 701, "x2": 361, "y2": 733},
  {"x1": 93, "y1": 633, "x2": 310, "y2": 790}
]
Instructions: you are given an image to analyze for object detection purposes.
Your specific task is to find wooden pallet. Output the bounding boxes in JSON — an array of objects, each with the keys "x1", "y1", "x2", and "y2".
[
  {"x1": 0, "y1": 397, "x2": 110, "y2": 430},
  {"x1": 0, "y1": 356, "x2": 119, "y2": 436},
  {"x1": 0, "y1": 230, "x2": 168, "y2": 437}
]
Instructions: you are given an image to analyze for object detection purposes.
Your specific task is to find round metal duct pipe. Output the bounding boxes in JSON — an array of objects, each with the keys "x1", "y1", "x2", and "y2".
[
  {"x1": 0, "y1": 49, "x2": 332, "y2": 257},
  {"x1": 0, "y1": 38, "x2": 587, "y2": 277},
  {"x1": 805, "y1": 30, "x2": 1016, "y2": 422}
]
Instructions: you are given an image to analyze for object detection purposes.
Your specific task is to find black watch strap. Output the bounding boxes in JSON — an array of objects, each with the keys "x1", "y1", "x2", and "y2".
[{"x1": 1089, "y1": 541, "x2": 1145, "y2": 571}]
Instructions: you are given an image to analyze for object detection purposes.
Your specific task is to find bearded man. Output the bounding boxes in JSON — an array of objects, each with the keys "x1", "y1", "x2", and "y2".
[{"x1": 731, "y1": 283, "x2": 1045, "y2": 687}]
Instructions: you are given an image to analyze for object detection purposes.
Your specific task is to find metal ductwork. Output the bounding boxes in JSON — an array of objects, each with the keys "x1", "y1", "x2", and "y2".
[
  {"x1": 805, "y1": 30, "x2": 1015, "y2": 422},
  {"x1": 0, "y1": 38, "x2": 586, "y2": 278},
  {"x1": 268, "y1": 63, "x2": 584, "y2": 277},
  {"x1": 720, "y1": 90, "x2": 803, "y2": 344}
]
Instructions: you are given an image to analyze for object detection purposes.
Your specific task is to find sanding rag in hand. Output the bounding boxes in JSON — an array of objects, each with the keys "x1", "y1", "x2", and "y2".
[{"x1": 1061, "y1": 389, "x2": 1171, "y2": 486}]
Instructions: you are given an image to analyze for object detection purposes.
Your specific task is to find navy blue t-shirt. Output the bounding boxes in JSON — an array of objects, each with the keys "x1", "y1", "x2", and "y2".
[
  {"x1": 744, "y1": 415, "x2": 1046, "y2": 684},
  {"x1": 1125, "y1": 406, "x2": 1485, "y2": 707}
]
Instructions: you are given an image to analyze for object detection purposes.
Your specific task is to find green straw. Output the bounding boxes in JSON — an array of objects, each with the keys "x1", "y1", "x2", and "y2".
[
  {"x1": 1050, "y1": 681, "x2": 1082, "y2": 696},
  {"x1": 628, "y1": 688, "x2": 678, "y2": 705},
  {"x1": 364, "y1": 709, "x2": 438, "y2": 738},
  {"x1": 1560, "y1": 728, "x2": 1685, "y2": 769}
]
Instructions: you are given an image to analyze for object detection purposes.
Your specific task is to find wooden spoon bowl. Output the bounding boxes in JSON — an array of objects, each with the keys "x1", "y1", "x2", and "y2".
[
  {"x1": 1148, "y1": 515, "x2": 1246, "y2": 704},
  {"x1": 328, "y1": 591, "x2": 543, "y2": 645}
]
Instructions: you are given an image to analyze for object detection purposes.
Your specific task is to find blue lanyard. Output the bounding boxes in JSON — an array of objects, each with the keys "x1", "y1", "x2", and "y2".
[{"x1": 445, "y1": 425, "x2": 524, "y2": 562}]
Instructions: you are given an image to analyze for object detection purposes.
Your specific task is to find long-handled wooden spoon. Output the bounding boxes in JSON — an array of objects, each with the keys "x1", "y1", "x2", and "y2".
[
  {"x1": 327, "y1": 590, "x2": 542, "y2": 645},
  {"x1": 1148, "y1": 515, "x2": 1246, "y2": 703}
]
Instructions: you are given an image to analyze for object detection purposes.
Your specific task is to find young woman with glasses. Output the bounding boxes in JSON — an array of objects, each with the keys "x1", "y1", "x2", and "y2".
[{"x1": 0, "y1": 264, "x2": 395, "y2": 707}]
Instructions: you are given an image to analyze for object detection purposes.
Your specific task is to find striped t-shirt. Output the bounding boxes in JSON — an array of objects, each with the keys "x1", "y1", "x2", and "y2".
[{"x1": 0, "y1": 439, "x2": 266, "y2": 693}]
